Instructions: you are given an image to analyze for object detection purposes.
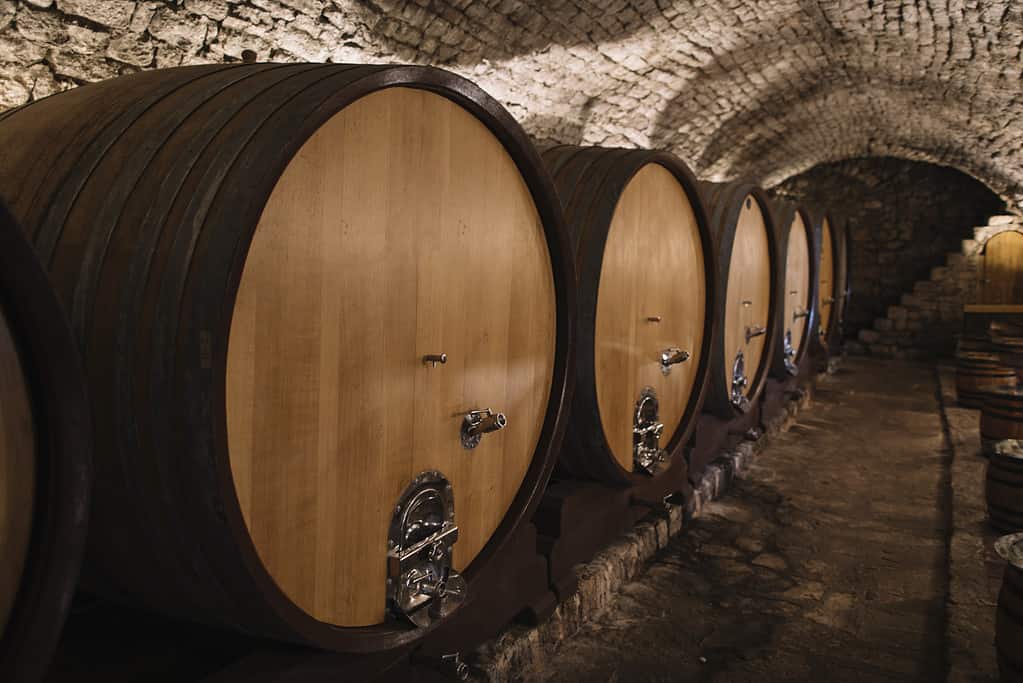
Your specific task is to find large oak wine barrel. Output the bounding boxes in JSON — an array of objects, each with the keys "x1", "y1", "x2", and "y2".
[
  {"x1": 982, "y1": 387, "x2": 1023, "y2": 442},
  {"x1": 541, "y1": 146, "x2": 713, "y2": 483},
  {"x1": 699, "y1": 181, "x2": 780, "y2": 418},
  {"x1": 0, "y1": 64, "x2": 574, "y2": 652},
  {"x1": 768, "y1": 202, "x2": 816, "y2": 378},
  {"x1": 0, "y1": 203, "x2": 91, "y2": 682},
  {"x1": 816, "y1": 213, "x2": 845, "y2": 347}
]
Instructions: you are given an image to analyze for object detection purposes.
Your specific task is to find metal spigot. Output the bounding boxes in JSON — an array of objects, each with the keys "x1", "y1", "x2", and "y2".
[
  {"x1": 461, "y1": 408, "x2": 507, "y2": 449},
  {"x1": 792, "y1": 309, "x2": 809, "y2": 320},
  {"x1": 660, "y1": 347, "x2": 690, "y2": 375},
  {"x1": 411, "y1": 652, "x2": 471, "y2": 681},
  {"x1": 423, "y1": 353, "x2": 447, "y2": 367},
  {"x1": 745, "y1": 325, "x2": 767, "y2": 343}
]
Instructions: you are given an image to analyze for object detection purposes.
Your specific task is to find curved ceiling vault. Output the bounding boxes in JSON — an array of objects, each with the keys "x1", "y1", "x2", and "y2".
[{"x1": 0, "y1": 0, "x2": 1021, "y2": 205}]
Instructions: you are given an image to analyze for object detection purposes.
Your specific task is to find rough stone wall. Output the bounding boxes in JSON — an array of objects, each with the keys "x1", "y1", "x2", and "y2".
[
  {"x1": 774, "y1": 157, "x2": 1005, "y2": 338},
  {"x1": 2, "y1": 1, "x2": 1023, "y2": 211}
]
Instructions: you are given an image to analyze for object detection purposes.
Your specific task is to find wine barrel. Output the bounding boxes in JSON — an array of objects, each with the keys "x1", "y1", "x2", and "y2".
[
  {"x1": 541, "y1": 146, "x2": 713, "y2": 482},
  {"x1": 994, "y1": 335, "x2": 1023, "y2": 381},
  {"x1": 0, "y1": 64, "x2": 574, "y2": 652},
  {"x1": 988, "y1": 445, "x2": 1023, "y2": 532},
  {"x1": 957, "y1": 352, "x2": 1016, "y2": 408},
  {"x1": 768, "y1": 202, "x2": 816, "y2": 378},
  {"x1": 699, "y1": 181, "x2": 780, "y2": 418},
  {"x1": 996, "y1": 532, "x2": 1023, "y2": 679},
  {"x1": 0, "y1": 202, "x2": 91, "y2": 682},
  {"x1": 816, "y1": 212, "x2": 846, "y2": 347},
  {"x1": 982, "y1": 386, "x2": 1023, "y2": 442}
]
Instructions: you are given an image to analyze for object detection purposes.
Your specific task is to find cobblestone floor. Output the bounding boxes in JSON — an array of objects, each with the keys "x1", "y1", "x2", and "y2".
[{"x1": 528, "y1": 358, "x2": 953, "y2": 682}]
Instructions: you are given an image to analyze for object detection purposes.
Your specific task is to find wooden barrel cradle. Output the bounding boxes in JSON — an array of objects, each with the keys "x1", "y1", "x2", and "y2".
[
  {"x1": 956, "y1": 352, "x2": 1016, "y2": 409},
  {"x1": 0, "y1": 202, "x2": 91, "y2": 682},
  {"x1": 699, "y1": 181, "x2": 780, "y2": 419},
  {"x1": 541, "y1": 147, "x2": 713, "y2": 483},
  {"x1": 0, "y1": 64, "x2": 574, "y2": 652},
  {"x1": 768, "y1": 202, "x2": 816, "y2": 378}
]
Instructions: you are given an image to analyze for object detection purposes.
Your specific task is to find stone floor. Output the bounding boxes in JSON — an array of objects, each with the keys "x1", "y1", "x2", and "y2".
[{"x1": 524, "y1": 358, "x2": 962, "y2": 682}]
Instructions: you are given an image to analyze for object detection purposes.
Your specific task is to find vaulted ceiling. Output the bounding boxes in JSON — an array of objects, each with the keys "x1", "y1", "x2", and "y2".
[{"x1": 1, "y1": 0, "x2": 1021, "y2": 206}]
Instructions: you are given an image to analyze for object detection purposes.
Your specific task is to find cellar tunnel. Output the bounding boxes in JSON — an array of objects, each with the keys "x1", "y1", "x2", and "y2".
[{"x1": 0, "y1": 1, "x2": 1022, "y2": 682}]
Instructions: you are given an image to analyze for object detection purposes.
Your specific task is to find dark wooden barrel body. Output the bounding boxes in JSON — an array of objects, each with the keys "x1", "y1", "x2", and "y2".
[
  {"x1": 996, "y1": 534, "x2": 1023, "y2": 679},
  {"x1": 699, "y1": 181, "x2": 781, "y2": 419},
  {"x1": 994, "y1": 336, "x2": 1023, "y2": 381},
  {"x1": 988, "y1": 451, "x2": 1023, "y2": 532},
  {"x1": 0, "y1": 64, "x2": 574, "y2": 652},
  {"x1": 957, "y1": 352, "x2": 1016, "y2": 408},
  {"x1": 768, "y1": 201, "x2": 817, "y2": 378},
  {"x1": 983, "y1": 387, "x2": 1023, "y2": 441},
  {"x1": 0, "y1": 203, "x2": 91, "y2": 683},
  {"x1": 540, "y1": 146, "x2": 714, "y2": 484}
]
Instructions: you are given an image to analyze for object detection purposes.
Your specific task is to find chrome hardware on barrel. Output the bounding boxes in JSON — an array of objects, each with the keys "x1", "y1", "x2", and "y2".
[
  {"x1": 660, "y1": 347, "x2": 690, "y2": 376},
  {"x1": 460, "y1": 408, "x2": 507, "y2": 449},
  {"x1": 387, "y1": 471, "x2": 466, "y2": 628},
  {"x1": 745, "y1": 325, "x2": 767, "y2": 343},
  {"x1": 782, "y1": 329, "x2": 797, "y2": 374},
  {"x1": 731, "y1": 350, "x2": 750, "y2": 410},
  {"x1": 633, "y1": 387, "x2": 666, "y2": 475},
  {"x1": 422, "y1": 353, "x2": 448, "y2": 367}
]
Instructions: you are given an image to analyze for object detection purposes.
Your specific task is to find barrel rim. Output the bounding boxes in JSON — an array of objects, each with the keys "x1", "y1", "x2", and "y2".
[
  {"x1": 541, "y1": 146, "x2": 716, "y2": 485},
  {"x1": 0, "y1": 201, "x2": 92, "y2": 682},
  {"x1": 191, "y1": 64, "x2": 577, "y2": 650},
  {"x1": 767, "y1": 200, "x2": 819, "y2": 379},
  {"x1": 700, "y1": 180, "x2": 781, "y2": 419}
]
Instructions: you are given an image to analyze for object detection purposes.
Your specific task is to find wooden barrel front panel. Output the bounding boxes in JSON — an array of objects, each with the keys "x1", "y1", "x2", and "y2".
[
  {"x1": 722, "y1": 197, "x2": 772, "y2": 396},
  {"x1": 818, "y1": 216, "x2": 836, "y2": 340},
  {"x1": 227, "y1": 88, "x2": 555, "y2": 627},
  {"x1": 982, "y1": 231, "x2": 1023, "y2": 305},
  {"x1": 541, "y1": 146, "x2": 713, "y2": 483},
  {"x1": 594, "y1": 163, "x2": 706, "y2": 471},
  {"x1": 783, "y1": 212, "x2": 812, "y2": 360},
  {"x1": 989, "y1": 454, "x2": 1023, "y2": 532},
  {"x1": 0, "y1": 307, "x2": 35, "y2": 639},
  {"x1": 0, "y1": 64, "x2": 572, "y2": 652},
  {"x1": 700, "y1": 182, "x2": 778, "y2": 418},
  {"x1": 769, "y1": 203, "x2": 815, "y2": 378}
]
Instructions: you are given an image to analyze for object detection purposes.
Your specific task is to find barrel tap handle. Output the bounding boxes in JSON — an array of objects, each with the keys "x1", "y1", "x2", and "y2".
[
  {"x1": 660, "y1": 347, "x2": 690, "y2": 375},
  {"x1": 461, "y1": 408, "x2": 507, "y2": 450},
  {"x1": 745, "y1": 325, "x2": 767, "y2": 343}
]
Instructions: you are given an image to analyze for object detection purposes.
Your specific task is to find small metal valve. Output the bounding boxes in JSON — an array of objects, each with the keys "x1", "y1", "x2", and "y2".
[
  {"x1": 745, "y1": 325, "x2": 767, "y2": 343},
  {"x1": 660, "y1": 347, "x2": 690, "y2": 375},
  {"x1": 423, "y1": 353, "x2": 447, "y2": 367},
  {"x1": 461, "y1": 408, "x2": 507, "y2": 449}
]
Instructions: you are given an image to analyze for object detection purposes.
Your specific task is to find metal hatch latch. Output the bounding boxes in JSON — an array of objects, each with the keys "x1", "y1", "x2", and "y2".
[
  {"x1": 633, "y1": 387, "x2": 666, "y2": 476},
  {"x1": 782, "y1": 329, "x2": 797, "y2": 374},
  {"x1": 387, "y1": 471, "x2": 466, "y2": 627},
  {"x1": 660, "y1": 347, "x2": 690, "y2": 376},
  {"x1": 460, "y1": 408, "x2": 507, "y2": 450},
  {"x1": 731, "y1": 349, "x2": 750, "y2": 411}
]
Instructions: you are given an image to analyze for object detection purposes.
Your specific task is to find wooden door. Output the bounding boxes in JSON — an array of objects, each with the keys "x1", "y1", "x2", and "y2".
[{"x1": 982, "y1": 231, "x2": 1023, "y2": 304}]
